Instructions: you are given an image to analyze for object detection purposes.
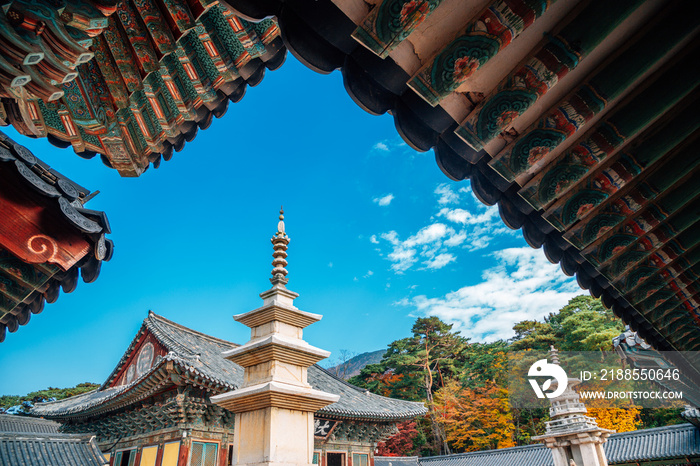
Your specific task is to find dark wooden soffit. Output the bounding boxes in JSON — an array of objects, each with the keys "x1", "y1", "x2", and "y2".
[
  {"x1": 0, "y1": 131, "x2": 113, "y2": 343},
  {"x1": 0, "y1": 0, "x2": 286, "y2": 176},
  {"x1": 221, "y1": 1, "x2": 700, "y2": 358}
]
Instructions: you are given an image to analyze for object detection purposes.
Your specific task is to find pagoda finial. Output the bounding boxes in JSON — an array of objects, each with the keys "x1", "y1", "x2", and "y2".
[
  {"x1": 550, "y1": 345, "x2": 560, "y2": 365},
  {"x1": 270, "y1": 207, "x2": 289, "y2": 286}
]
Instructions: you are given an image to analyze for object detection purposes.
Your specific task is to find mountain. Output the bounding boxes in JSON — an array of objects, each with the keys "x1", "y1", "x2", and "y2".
[{"x1": 326, "y1": 350, "x2": 385, "y2": 380}]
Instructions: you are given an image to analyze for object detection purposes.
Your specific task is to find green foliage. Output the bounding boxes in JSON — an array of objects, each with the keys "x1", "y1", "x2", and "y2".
[
  {"x1": 638, "y1": 407, "x2": 685, "y2": 428},
  {"x1": 509, "y1": 321, "x2": 555, "y2": 351},
  {"x1": 351, "y1": 317, "x2": 469, "y2": 401},
  {"x1": 0, "y1": 382, "x2": 99, "y2": 412},
  {"x1": 461, "y1": 340, "x2": 508, "y2": 388},
  {"x1": 549, "y1": 295, "x2": 624, "y2": 351},
  {"x1": 510, "y1": 295, "x2": 625, "y2": 352}
]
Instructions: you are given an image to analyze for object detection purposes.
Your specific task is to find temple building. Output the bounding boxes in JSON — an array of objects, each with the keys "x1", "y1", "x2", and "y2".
[
  {"x1": 32, "y1": 214, "x2": 426, "y2": 466},
  {"x1": 0, "y1": 2, "x2": 698, "y2": 388}
]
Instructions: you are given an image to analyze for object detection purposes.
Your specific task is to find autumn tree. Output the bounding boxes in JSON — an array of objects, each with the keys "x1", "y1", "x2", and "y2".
[
  {"x1": 587, "y1": 406, "x2": 641, "y2": 432},
  {"x1": 351, "y1": 317, "x2": 467, "y2": 455},
  {"x1": 433, "y1": 379, "x2": 515, "y2": 452},
  {"x1": 376, "y1": 420, "x2": 423, "y2": 456}
]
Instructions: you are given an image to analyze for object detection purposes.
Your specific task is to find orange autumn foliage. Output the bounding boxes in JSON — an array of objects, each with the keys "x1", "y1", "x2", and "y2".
[
  {"x1": 433, "y1": 380, "x2": 515, "y2": 452},
  {"x1": 587, "y1": 406, "x2": 640, "y2": 433}
]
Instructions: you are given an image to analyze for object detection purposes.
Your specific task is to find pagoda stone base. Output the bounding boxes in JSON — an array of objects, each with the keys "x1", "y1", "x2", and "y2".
[
  {"x1": 231, "y1": 407, "x2": 315, "y2": 466},
  {"x1": 541, "y1": 432, "x2": 610, "y2": 466}
]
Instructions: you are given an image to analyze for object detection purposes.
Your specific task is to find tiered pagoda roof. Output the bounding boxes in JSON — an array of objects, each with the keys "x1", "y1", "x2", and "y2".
[
  {"x1": 1, "y1": 0, "x2": 285, "y2": 176},
  {"x1": 0, "y1": 131, "x2": 112, "y2": 343},
  {"x1": 213, "y1": 0, "x2": 700, "y2": 375},
  {"x1": 32, "y1": 311, "x2": 427, "y2": 423}
]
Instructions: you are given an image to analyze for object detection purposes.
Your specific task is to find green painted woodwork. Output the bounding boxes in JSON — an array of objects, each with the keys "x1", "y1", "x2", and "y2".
[
  {"x1": 543, "y1": 102, "x2": 700, "y2": 231},
  {"x1": 409, "y1": 0, "x2": 555, "y2": 107},
  {"x1": 520, "y1": 55, "x2": 700, "y2": 211},
  {"x1": 456, "y1": 0, "x2": 646, "y2": 152},
  {"x1": 353, "y1": 0, "x2": 445, "y2": 59},
  {"x1": 12, "y1": 3, "x2": 281, "y2": 174},
  {"x1": 491, "y1": 9, "x2": 699, "y2": 183},
  {"x1": 566, "y1": 143, "x2": 700, "y2": 250}
]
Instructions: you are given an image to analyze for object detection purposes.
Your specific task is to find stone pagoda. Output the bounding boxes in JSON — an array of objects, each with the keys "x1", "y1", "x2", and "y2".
[
  {"x1": 534, "y1": 347, "x2": 614, "y2": 466},
  {"x1": 211, "y1": 209, "x2": 339, "y2": 466}
]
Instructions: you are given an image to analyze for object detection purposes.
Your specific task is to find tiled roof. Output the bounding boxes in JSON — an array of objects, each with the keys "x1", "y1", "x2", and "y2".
[
  {"x1": 0, "y1": 414, "x2": 60, "y2": 434},
  {"x1": 0, "y1": 414, "x2": 106, "y2": 465},
  {"x1": 0, "y1": 432, "x2": 107, "y2": 466},
  {"x1": 683, "y1": 405, "x2": 700, "y2": 427},
  {"x1": 374, "y1": 457, "x2": 420, "y2": 466},
  {"x1": 606, "y1": 423, "x2": 700, "y2": 463},
  {"x1": 33, "y1": 312, "x2": 426, "y2": 422},
  {"x1": 413, "y1": 444, "x2": 552, "y2": 466},
  {"x1": 377, "y1": 423, "x2": 700, "y2": 466},
  {"x1": 0, "y1": 131, "x2": 113, "y2": 343}
]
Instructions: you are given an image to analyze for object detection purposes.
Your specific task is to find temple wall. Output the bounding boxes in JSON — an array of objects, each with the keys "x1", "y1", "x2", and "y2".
[{"x1": 98, "y1": 424, "x2": 381, "y2": 466}]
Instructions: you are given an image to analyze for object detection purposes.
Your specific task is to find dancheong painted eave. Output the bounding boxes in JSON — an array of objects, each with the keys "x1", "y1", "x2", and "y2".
[
  {"x1": 32, "y1": 311, "x2": 427, "y2": 423},
  {"x1": 216, "y1": 0, "x2": 700, "y2": 383},
  {"x1": 0, "y1": 0, "x2": 286, "y2": 176},
  {"x1": 0, "y1": 130, "x2": 113, "y2": 344}
]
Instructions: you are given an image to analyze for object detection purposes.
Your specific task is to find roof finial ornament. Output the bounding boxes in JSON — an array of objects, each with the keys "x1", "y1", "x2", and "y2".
[{"x1": 270, "y1": 207, "x2": 289, "y2": 286}]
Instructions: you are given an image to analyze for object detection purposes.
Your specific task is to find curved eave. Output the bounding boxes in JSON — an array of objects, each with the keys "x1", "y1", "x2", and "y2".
[
  {"x1": 2, "y1": 3, "x2": 288, "y2": 177},
  {"x1": 33, "y1": 354, "x2": 235, "y2": 421},
  {"x1": 0, "y1": 131, "x2": 113, "y2": 343},
  {"x1": 316, "y1": 406, "x2": 427, "y2": 422},
  {"x1": 311, "y1": 365, "x2": 428, "y2": 422},
  {"x1": 220, "y1": 0, "x2": 700, "y2": 368}
]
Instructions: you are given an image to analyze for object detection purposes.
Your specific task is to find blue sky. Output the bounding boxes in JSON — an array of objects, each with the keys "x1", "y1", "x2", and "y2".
[{"x1": 0, "y1": 56, "x2": 581, "y2": 396}]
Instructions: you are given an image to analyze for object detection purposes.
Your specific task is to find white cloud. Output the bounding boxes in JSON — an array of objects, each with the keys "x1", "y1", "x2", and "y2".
[
  {"x1": 379, "y1": 224, "x2": 463, "y2": 273},
  {"x1": 401, "y1": 247, "x2": 580, "y2": 342},
  {"x1": 437, "y1": 207, "x2": 496, "y2": 225},
  {"x1": 435, "y1": 183, "x2": 464, "y2": 205},
  {"x1": 373, "y1": 194, "x2": 394, "y2": 206},
  {"x1": 372, "y1": 183, "x2": 516, "y2": 273},
  {"x1": 373, "y1": 142, "x2": 390, "y2": 152},
  {"x1": 424, "y1": 253, "x2": 456, "y2": 269},
  {"x1": 370, "y1": 139, "x2": 410, "y2": 156}
]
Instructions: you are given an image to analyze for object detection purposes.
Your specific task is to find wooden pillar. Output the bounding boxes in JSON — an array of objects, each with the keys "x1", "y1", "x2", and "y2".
[
  {"x1": 178, "y1": 438, "x2": 190, "y2": 466},
  {"x1": 155, "y1": 444, "x2": 164, "y2": 466}
]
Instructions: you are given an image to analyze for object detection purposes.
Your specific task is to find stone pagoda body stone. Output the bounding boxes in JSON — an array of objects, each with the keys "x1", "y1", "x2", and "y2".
[
  {"x1": 534, "y1": 347, "x2": 614, "y2": 466},
  {"x1": 211, "y1": 209, "x2": 339, "y2": 466}
]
